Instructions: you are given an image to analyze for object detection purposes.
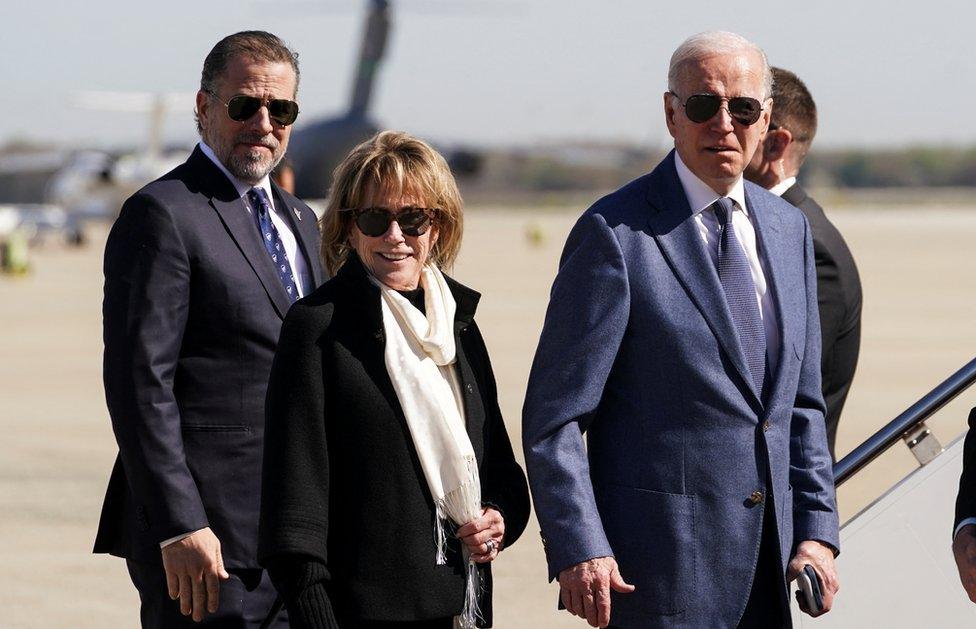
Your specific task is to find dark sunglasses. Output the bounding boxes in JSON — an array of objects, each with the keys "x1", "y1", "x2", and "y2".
[
  {"x1": 346, "y1": 207, "x2": 437, "y2": 237},
  {"x1": 669, "y1": 91, "x2": 764, "y2": 126},
  {"x1": 208, "y1": 91, "x2": 300, "y2": 126}
]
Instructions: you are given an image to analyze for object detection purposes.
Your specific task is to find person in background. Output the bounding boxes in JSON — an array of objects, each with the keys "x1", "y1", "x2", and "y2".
[
  {"x1": 745, "y1": 66, "x2": 862, "y2": 461},
  {"x1": 258, "y1": 131, "x2": 530, "y2": 628},
  {"x1": 272, "y1": 156, "x2": 296, "y2": 195},
  {"x1": 95, "y1": 30, "x2": 323, "y2": 627}
]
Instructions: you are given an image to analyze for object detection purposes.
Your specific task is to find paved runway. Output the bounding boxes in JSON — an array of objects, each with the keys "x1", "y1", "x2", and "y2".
[{"x1": 2, "y1": 203, "x2": 975, "y2": 627}]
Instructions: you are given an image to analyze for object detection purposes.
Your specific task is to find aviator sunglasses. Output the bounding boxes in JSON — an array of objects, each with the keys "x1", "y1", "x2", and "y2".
[
  {"x1": 207, "y1": 91, "x2": 300, "y2": 126},
  {"x1": 345, "y1": 207, "x2": 437, "y2": 237},
  {"x1": 669, "y1": 91, "x2": 764, "y2": 126}
]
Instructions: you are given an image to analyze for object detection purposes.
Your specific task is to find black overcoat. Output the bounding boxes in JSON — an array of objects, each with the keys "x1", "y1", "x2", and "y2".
[{"x1": 258, "y1": 254, "x2": 530, "y2": 627}]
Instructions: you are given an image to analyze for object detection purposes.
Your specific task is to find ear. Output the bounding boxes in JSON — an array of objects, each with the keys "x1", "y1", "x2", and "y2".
[
  {"x1": 195, "y1": 90, "x2": 211, "y2": 130},
  {"x1": 429, "y1": 223, "x2": 440, "y2": 249},
  {"x1": 663, "y1": 92, "x2": 679, "y2": 138},
  {"x1": 764, "y1": 128, "x2": 793, "y2": 161}
]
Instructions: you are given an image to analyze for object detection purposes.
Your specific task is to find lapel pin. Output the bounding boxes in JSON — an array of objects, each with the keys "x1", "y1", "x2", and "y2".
[{"x1": 293, "y1": 207, "x2": 302, "y2": 221}]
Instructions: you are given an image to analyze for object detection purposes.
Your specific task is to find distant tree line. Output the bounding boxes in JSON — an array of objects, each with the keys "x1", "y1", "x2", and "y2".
[
  {"x1": 804, "y1": 147, "x2": 976, "y2": 188},
  {"x1": 467, "y1": 144, "x2": 976, "y2": 195}
]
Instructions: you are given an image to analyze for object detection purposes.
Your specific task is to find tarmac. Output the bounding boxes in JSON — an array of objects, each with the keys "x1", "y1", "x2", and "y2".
[{"x1": 2, "y1": 202, "x2": 975, "y2": 628}]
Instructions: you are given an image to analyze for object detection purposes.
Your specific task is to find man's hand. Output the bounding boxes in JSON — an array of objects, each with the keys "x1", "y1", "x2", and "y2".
[
  {"x1": 161, "y1": 527, "x2": 230, "y2": 622},
  {"x1": 952, "y1": 524, "x2": 976, "y2": 602},
  {"x1": 456, "y1": 507, "x2": 506, "y2": 564},
  {"x1": 787, "y1": 540, "x2": 839, "y2": 617},
  {"x1": 558, "y1": 556, "x2": 635, "y2": 628}
]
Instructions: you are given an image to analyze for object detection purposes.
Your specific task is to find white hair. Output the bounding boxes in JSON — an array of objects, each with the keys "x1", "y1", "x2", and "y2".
[{"x1": 667, "y1": 31, "x2": 773, "y2": 100}]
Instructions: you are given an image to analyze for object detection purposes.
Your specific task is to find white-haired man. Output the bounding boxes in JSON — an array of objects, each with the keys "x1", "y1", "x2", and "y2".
[{"x1": 523, "y1": 31, "x2": 840, "y2": 628}]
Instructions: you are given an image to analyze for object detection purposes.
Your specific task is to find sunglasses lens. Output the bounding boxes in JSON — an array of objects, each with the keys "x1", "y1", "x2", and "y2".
[
  {"x1": 684, "y1": 95, "x2": 721, "y2": 123},
  {"x1": 353, "y1": 208, "x2": 433, "y2": 237},
  {"x1": 223, "y1": 96, "x2": 299, "y2": 125},
  {"x1": 682, "y1": 94, "x2": 763, "y2": 125},
  {"x1": 226, "y1": 96, "x2": 262, "y2": 122},
  {"x1": 397, "y1": 209, "x2": 431, "y2": 236},
  {"x1": 355, "y1": 210, "x2": 392, "y2": 237},
  {"x1": 269, "y1": 99, "x2": 300, "y2": 126},
  {"x1": 729, "y1": 97, "x2": 762, "y2": 125}
]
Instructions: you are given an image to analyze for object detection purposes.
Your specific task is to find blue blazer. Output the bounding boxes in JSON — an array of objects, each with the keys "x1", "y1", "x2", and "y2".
[{"x1": 522, "y1": 152, "x2": 839, "y2": 628}]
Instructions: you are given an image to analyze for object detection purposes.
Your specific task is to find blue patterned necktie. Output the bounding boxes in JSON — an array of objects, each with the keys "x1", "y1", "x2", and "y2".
[
  {"x1": 247, "y1": 187, "x2": 299, "y2": 303},
  {"x1": 712, "y1": 197, "x2": 766, "y2": 395}
]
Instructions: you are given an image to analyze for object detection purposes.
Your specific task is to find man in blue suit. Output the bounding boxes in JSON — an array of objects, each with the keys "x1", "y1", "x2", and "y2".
[{"x1": 523, "y1": 31, "x2": 840, "y2": 628}]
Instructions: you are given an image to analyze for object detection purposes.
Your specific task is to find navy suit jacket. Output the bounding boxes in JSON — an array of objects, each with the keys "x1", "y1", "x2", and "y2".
[
  {"x1": 522, "y1": 152, "x2": 839, "y2": 627},
  {"x1": 94, "y1": 146, "x2": 324, "y2": 568}
]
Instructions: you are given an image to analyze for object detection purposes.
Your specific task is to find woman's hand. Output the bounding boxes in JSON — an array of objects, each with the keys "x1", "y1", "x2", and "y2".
[{"x1": 456, "y1": 507, "x2": 505, "y2": 563}]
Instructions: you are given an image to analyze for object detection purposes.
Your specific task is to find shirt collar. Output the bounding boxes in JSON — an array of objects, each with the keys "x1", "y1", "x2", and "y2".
[
  {"x1": 198, "y1": 141, "x2": 274, "y2": 205},
  {"x1": 768, "y1": 176, "x2": 797, "y2": 198},
  {"x1": 674, "y1": 151, "x2": 748, "y2": 216}
]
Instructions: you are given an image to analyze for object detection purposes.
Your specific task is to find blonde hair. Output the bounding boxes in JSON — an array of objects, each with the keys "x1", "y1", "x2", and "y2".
[{"x1": 320, "y1": 130, "x2": 464, "y2": 276}]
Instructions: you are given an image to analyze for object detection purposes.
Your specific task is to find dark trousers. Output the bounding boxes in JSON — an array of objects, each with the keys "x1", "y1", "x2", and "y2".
[
  {"x1": 738, "y1": 501, "x2": 791, "y2": 628},
  {"x1": 126, "y1": 560, "x2": 288, "y2": 628}
]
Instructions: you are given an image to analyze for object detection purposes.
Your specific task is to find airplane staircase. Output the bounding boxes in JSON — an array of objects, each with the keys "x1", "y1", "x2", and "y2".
[{"x1": 791, "y1": 357, "x2": 976, "y2": 626}]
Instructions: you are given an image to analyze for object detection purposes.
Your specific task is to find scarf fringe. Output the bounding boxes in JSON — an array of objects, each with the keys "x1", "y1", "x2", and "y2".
[
  {"x1": 458, "y1": 560, "x2": 483, "y2": 629},
  {"x1": 434, "y1": 456, "x2": 482, "y2": 563},
  {"x1": 433, "y1": 457, "x2": 483, "y2": 629}
]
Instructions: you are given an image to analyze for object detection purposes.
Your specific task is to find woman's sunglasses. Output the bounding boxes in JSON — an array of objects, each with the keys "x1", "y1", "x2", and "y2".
[
  {"x1": 346, "y1": 207, "x2": 437, "y2": 237},
  {"x1": 208, "y1": 92, "x2": 300, "y2": 126},
  {"x1": 669, "y1": 91, "x2": 764, "y2": 126}
]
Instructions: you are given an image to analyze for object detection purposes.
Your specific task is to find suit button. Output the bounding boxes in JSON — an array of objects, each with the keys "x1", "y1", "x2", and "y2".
[
  {"x1": 748, "y1": 490, "x2": 764, "y2": 505},
  {"x1": 762, "y1": 420, "x2": 770, "y2": 432}
]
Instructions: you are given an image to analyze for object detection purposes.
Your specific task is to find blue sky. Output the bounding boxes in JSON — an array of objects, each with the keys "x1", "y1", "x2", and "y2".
[{"x1": 6, "y1": 0, "x2": 973, "y2": 151}]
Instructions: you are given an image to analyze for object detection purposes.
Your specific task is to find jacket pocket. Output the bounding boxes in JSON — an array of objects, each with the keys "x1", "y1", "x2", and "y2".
[{"x1": 597, "y1": 484, "x2": 697, "y2": 616}]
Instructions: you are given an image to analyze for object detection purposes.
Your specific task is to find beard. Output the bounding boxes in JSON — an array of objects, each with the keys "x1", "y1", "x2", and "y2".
[{"x1": 206, "y1": 129, "x2": 284, "y2": 184}]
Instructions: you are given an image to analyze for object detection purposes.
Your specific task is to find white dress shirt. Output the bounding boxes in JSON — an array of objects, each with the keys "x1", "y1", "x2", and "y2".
[
  {"x1": 769, "y1": 176, "x2": 797, "y2": 198},
  {"x1": 200, "y1": 142, "x2": 312, "y2": 297},
  {"x1": 955, "y1": 519, "x2": 976, "y2": 538},
  {"x1": 674, "y1": 152, "x2": 781, "y2": 375}
]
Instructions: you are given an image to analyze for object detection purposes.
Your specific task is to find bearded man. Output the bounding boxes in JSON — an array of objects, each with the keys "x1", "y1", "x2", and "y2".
[{"x1": 94, "y1": 30, "x2": 323, "y2": 627}]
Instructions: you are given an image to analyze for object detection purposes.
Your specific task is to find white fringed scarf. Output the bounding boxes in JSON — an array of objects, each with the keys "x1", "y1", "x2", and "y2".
[{"x1": 372, "y1": 264, "x2": 484, "y2": 629}]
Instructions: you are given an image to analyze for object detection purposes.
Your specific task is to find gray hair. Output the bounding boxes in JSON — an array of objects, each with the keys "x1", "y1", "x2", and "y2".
[{"x1": 667, "y1": 31, "x2": 772, "y2": 100}]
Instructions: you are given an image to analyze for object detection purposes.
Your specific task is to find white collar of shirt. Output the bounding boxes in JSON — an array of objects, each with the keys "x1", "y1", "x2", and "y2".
[
  {"x1": 768, "y1": 176, "x2": 797, "y2": 198},
  {"x1": 674, "y1": 151, "x2": 748, "y2": 215},
  {"x1": 198, "y1": 141, "x2": 275, "y2": 210}
]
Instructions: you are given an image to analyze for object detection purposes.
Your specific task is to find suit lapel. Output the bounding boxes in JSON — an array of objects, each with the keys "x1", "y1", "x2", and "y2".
[
  {"x1": 272, "y1": 184, "x2": 324, "y2": 288},
  {"x1": 645, "y1": 153, "x2": 760, "y2": 403},
  {"x1": 209, "y1": 194, "x2": 293, "y2": 319},
  {"x1": 183, "y1": 149, "x2": 291, "y2": 318},
  {"x1": 745, "y1": 185, "x2": 792, "y2": 407}
]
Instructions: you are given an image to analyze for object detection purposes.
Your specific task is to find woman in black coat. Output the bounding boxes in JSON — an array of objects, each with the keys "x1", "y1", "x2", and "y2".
[{"x1": 258, "y1": 131, "x2": 530, "y2": 628}]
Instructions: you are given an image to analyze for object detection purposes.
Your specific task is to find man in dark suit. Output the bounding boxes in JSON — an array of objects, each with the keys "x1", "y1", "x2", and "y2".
[
  {"x1": 523, "y1": 32, "x2": 839, "y2": 628},
  {"x1": 953, "y1": 409, "x2": 976, "y2": 602},
  {"x1": 745, "y1": 67, "x2": 862, "y2": 460},
  {"x1": 94, "y1": 31, "x2": 323, "y2": 627}
]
